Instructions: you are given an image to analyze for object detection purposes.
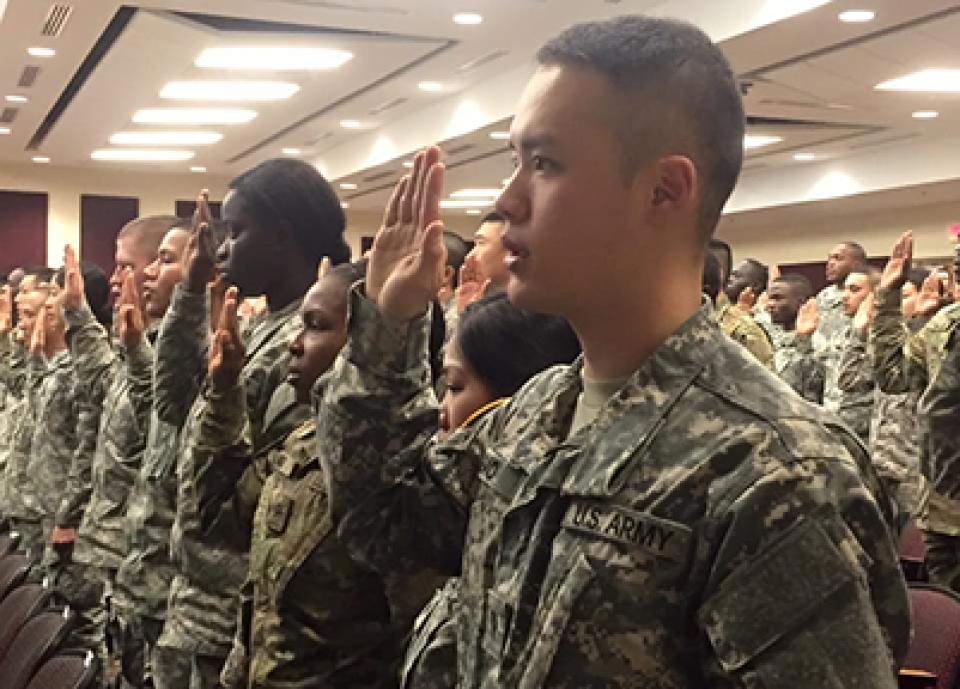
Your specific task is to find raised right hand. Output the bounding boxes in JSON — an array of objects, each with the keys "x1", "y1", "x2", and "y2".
[
  {"x1": 880, "y1": 231, "x2": 913, "y2": 292},
  {"x1": 116, "y1": 269, "x2": 145, "y2": 349},
  {"x1": 61, "y1": 244, "x2": 86, "y2": 311},
  {"x1": 366, "y1": 147, "x2": 447, "y2": 321},
  {"x1": 183, "y1": 190, "x2": 219, "y2": 292},
  {"x1": 796, "y1": 298, "x2": 819, "y2": 337},
  {"x1": 0, "y1": 286, "x2": 12, "y2": 335}
]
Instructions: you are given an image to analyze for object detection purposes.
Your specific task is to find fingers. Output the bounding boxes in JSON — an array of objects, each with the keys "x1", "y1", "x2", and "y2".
[
  {"x1": 198, "y1": 222, "x2": 217, "y2": 259},
  {"x1": 400, "y1": 151, "x2": 423, "y2": 224},
  {"x1": 420, "y1": 160, "x2": 446, "y2": 230},
  {"x1": 317, "y1": 257, "x2": 331, "y2": 280},
  {"x1": 120, "y1": 268, "x2": 137, "y2": 307},
  {"x1": 384, "y1": 176, "x2": 409, "y2": 229},
  {"x1": 198, "y1": 189, "x2": 212, "y2": 226},
  {"x1": 219, "y1": 286, "x2": 240, "y2": 340}
]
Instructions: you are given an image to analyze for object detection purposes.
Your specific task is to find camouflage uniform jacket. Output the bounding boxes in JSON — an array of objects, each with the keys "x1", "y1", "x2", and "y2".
[
  {"x1": 2, "y1": 355, "x2": 50, "y2": 546},
  {"x1": 66, "y1": 303, "x2": 156, "y2": 571},
  {"x1": 201, "y1": 401, "x2": 402, "y2": 689},
  {"x1": 25, "y1": 349, "x2": 80, "y2": 559},
  {"x1": 714, "y1": 303, "x2": 773, "y2": 367},
  {"x1": 771, "y1": 329, "x2": 824, "y2": 405},
  {"x1": 116, "y1": 284, "x2": 209, "y2": 623},
  {"x1": 813, "y1": 283, "x2": 846, "y2": 354},
  {"x1": 317, "y1": 289, "x2": 909, "y2": 689},
  {"x1": 871, "y1": 288, "x2": 960, "y2": 534},
  {"x1": 161, "y1": 290, "x2": 303, "y2": 656},
  {"x1": 0, "y1": 339, "x2": 28, "y2": 504},
  {"x1": 920, "y1": 327, "x2": 960, "y2": 533},
  {"x1": 835, "y1": 327, "x2": 879, "y2": 442}
]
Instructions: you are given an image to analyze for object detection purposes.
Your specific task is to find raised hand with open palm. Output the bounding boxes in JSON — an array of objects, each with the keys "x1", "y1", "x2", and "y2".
[{"x1": 208, "y1": 286, "x2": 245, "y2": 391}]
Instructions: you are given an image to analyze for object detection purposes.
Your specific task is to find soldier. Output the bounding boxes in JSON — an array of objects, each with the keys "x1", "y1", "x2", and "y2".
[
  {"x1": 155, "y1": 161, "x2": 350, "y2": 689},
  {"x1": 316, "y1": 16, "x2": 908, "y2": 689},
  {"x1": 815, "y1": 241, "x2": 867, "y2": 353},
  {"x1": 873, "y1": 231, "x2": 960, "y2": 589},
  {"x1": 55, "y1": 216, "x2": 180, "y2": 678},
  {"x1": 919, "y1": 311, "x2": 960, "y2": 590},
  {"x1": 714, "y1": 258, "x2": 773, "y2": 366}
]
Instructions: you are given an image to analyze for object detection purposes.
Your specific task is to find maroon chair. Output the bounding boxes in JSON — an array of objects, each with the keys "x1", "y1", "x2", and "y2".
[
  {"x1": 23, "y1": 651, "x2": 98, "y2": 689},
  {"x1": 0, "y1": 552, "x2": 32, "y2": 601},
  {"x1": 901, "y1": 520, "x2": 929, "y2": 582},
  {"x1": 904, "y1": 584, "x2": 960, "y2": 689},
  {"x1": 0, "y1": 530, "x2": 19, "y2": 558},
  {"x1": 0, "y1": 583, "x2": 53, "y2": 665},
  {"x1": 0, "y1": 609, "x2": 75, "y2": 689}
]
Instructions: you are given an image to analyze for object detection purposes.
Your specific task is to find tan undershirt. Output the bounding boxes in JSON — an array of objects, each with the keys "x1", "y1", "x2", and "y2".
[{"x1": 567, "y1": 371, "x2": 631, "y2": 438}]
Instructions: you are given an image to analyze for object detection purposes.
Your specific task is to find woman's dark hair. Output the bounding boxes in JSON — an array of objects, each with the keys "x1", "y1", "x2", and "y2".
[
  {"x1": 229, "y1": 158, "x2": 351, "y2": 267},
  {"x1": 321, "y1": 259, "x2": 444, "y2": 384},
  {"x1": 457, "y1": 293, "x2": 580, "y2": 398},
  {"x1": 55, "y1": 261, "x2": 112, "y2": 328}
]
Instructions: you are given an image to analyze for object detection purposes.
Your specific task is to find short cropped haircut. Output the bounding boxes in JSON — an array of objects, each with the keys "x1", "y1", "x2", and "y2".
[
  {"x1": 742, "y1": 258, "x2": 769, "y2": 292},
  {"x1": 480, "y1": 211, "x2": 506, "y2": 226},
  {"x1": 538, "y1": 16, "x2": 745, "y2": 239},
  {"x1": 457, "y1": 293, "x2": 581, "y2": 399},
  {"x1": 841, "y1": 241, "x2": 868, "y2": 264},
  {"x1": 774, "y1": 273, "x2": 813, "y2": 302},
  {"x1": 906, "y1": 268, "x2": 930, "y2": 291},
  {"x1": 229, "y1": 158, "x2": 351, "y2": 267},
  {"x1": 118, "y1": 215, "x2": 181, "y2": 257},
  {"x1": 443, "y1": 232, "x2": 471, "y2": 288}
]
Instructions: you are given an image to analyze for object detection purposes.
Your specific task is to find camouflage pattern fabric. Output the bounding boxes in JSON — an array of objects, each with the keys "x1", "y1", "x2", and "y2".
[{"x1": 714, "y1": 303, "x2": 773, "y2": 367}]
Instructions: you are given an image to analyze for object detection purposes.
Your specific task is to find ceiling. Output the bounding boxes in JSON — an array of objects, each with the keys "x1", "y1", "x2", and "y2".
[{"x1": 1, "y1": 0, "x2": 960, "y2": 220}]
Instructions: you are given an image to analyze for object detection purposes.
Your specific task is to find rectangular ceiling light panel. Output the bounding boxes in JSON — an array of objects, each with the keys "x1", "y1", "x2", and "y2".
[
  {"x1": 876, "y1": 69, "x2": 960, "y2": 93},
  {"x1": 196, "y1": 46, "x2": 353, "y2": 71},
  {"x1": 110, "y1": 131, "x2": 223, "y2": 145},
  {"x1": 133, "y1": 108, "x2": 257, "y2": 125},
  {"x1": 160, "y1": 80, "x2": 300, "y2": 102},
  {"x1": 92, "y1": 149, "x2": 195, "y2": 161}
]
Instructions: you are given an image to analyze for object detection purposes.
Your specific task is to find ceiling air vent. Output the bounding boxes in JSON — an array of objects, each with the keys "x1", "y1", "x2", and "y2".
[
  {"x1": 18, "y1": 66, "x2": 40, "y2": 89},
  {"x1": 41, "y1": 4, "x2": 73, "y2": 36},
  {"x1": 369, "y1": 97, "x2": 407, "y2": 116},
  {"x1": 0, "y1": 108, "x2": 18, "y2": 124},
  {"x1": 458, "y1": 50, "x2": 507, "y2": 74}
]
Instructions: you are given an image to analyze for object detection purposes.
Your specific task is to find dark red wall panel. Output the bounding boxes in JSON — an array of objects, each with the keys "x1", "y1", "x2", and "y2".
[
  {"x1": 175, "y1": 199, "x2": 221, "y2": 221},
  {"x1": 80, "y1": 194, "x2": 139, "y2": 277},
  {"x1": 0, "y1": 190, "x2": 48, "y2": 275}
]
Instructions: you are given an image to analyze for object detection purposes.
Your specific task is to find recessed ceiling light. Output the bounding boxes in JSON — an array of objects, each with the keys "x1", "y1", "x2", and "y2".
[
  {"x1": 27, "y1": 47, "x2": 55, "y2": 58},
  {"x1": 440, "y1": 199, "x2": 493, "y2": 209},
  {"x1": 0, "y1": 128, "x2": 9, "y2": 135},
  {"x1": 190, "y1": 166, "x2": 207, "y2": 173},
  {"x1": 402, "y1": 160, "x2": 414, "y2": 168},
  {"x1": 133, "y1": 108, "x2": 257, "y2": 125},
  {"x1": 451, "y1": 188, "x2": 502, "y2": 198},
  {"x1": 465, "y1": 209, "x2": 482, "y2": 215},
  {"x1": 838, "y1": 9, "x2": 876, "y2": 23},
  {"x1": 341, "y1": 202, "x2": 350, "y2": 209},
  {"x1": 282, "y1": 147, "x2": 302, "y2": 156},
  {"x1": 453, "y1": 12, "x2": 483, "y2": 25},
  {"x1": 91, "y1": 149, "x2": 195, "y2": 162},
  {"x1": 110, "y1": 131, "x2": 223, "y2": 146},
  {"x1": 489, "y1": 131, "x2": 509, "y2": 140},
  {"x1": 876, "y1": 69, "x2": 960, "y2": 93},
  {"x1": 340, "y1": 119, "x2": 362, "y2": 129},
  {"x1": 196, "y1": 46, "x2": 353, "y2": 71},
  {"x1": 339, "y1": 182, "x2": 358, "y2": 190},
  {"x1": 501, "y1": 177, "x2": 511, "y2": 185},
  {"x1": 744, "y1": 134, "x2": 783, "y2": 150},
  {"x1": 418, "y1": 81, "x2": 444, "y2": 93},
  {"x1": 793, "y1": 153, "x2": 816, "y2": 161},
  {"x1": 161, "y1": 80, "x2": 299, "y2": 102},
  {"x1": 5, "y1": 95, "x2": 27, "y2": 103},
  {"x1": 912, "y1": 110, "x2": 940, "y2": 119},
  {"x1": 32, "y1": 156, "x2": 50, "y2": 164}
]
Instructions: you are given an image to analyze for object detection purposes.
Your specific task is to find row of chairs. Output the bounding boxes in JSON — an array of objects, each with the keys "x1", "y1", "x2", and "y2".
[{"x1": 0, "y1": 530, "x2": 98, "y2": 689}]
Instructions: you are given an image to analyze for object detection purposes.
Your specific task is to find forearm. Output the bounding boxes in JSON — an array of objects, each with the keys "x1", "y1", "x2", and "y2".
[
  {"x1": 155, "y1": 283, "x2": 209, "y2": 425},
  {"x1": 871, "y1": 288, "x2": 923, "y2": 394},
  {"x1": 65, "y1": 303, "x2": 116, "y2": 402},
  {"x1": 56, "y1": 401, "x2": 98, "y2": 528}
]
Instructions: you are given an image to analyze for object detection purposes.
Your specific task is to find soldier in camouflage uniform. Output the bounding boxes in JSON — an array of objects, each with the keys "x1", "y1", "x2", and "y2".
[
  {"x1": 872, "y1": 231, "x2": 960, "y2": 589},
  {"x1": 919, "y1": 315, "x2": 960, "y2": 589},
  {"x1": 316, "y1": 17, "x2": 909, "y2": 689},
  {"x1": 54, "y1": 218, "x2": 179, "y2": 683},
  {"x1": 814, "y1": 241, "x2": 867, "y2": 354},
  {"x1": 716, "y1": 258, "x2": 773, "y2": 366},
  {"x1": 156, "y1": 163, "x2": 351, "y2": 689}
]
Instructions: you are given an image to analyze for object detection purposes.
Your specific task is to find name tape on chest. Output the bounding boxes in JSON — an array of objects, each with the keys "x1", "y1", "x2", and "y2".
[{"x1": 563, "y1": 500, "x2": 692, "y2": 563}]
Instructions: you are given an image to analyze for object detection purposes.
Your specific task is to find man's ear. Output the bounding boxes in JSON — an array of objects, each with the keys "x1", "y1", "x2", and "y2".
[
  {"x1": 443, "y1": 265, "x2": 455, "y2": 286},
  {"x1": 652, "y1": 156, "x2": 696, "y2": 211}
]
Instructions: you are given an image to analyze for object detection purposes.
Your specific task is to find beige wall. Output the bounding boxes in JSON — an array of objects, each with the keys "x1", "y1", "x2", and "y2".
[
  {"x1": 718, "y1": 199, "x2": 960, "y2": 267},
  {"x1": 0, "y1": 162, "x2": 231, "y2": 266},
  {"x1": 343, "y1": 209, "x2": 481, "y2": 258}
]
